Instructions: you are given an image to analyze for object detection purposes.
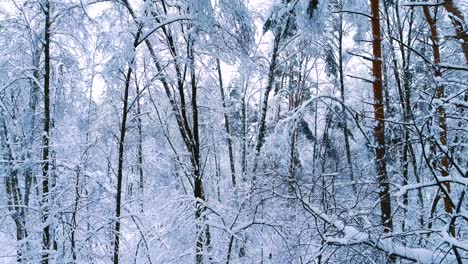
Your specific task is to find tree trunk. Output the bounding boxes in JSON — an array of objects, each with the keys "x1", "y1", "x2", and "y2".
[
  {"x1": 252, "y1": 35, "x2": 281, "y2": 176},
  {"x1": 113, "y1": 29, "x2": 142, "y2": 264},
  {"x1": 442, "y1": 0, "x2": 468, "y2": 63},
  {"x1": 135, "y1": 79, "x2": 145, "y2": 213},
  {"x1": 216, "y1": 59, "x2": 237, "y2": 187},
  {"x1": 422, "y1": 5, "x2": 453, "y2": 233},
  {"x1": 337, "y1": 13, "x2": 355, "y2": 193},
  {"x1": 41, "y1": 2, "x2": 52, "y2": 262},
  {"x1": 71, "y1": 167, "x2": 80, "y2": 262},
  {"x1": 288, "y1": 128, "x2": 298, "y2": 194},
  {"x1": 241, "y1": 84, "x2": 247, "y2": 181},
  {"x1": 2, "y1": 123, "x2": 26, "y2": 262},
  {"x1": 189, "y1": 37, "x2": 208, "y2": 264},
  {"x1": 370, "y1": 0, "x2": 394, "y2": 236},
  {"x1": 382, "y1": 0, "x2": 411, "y2": 231}
]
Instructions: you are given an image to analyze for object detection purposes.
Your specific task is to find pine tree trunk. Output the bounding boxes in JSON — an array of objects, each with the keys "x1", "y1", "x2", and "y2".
[
  {"x1": 422, "y1": 5, "x2": 453, "y2": 233},
  {"x1": 443, "y1": 0, "x2": 468, "y2": 63},
  {"x1": 370, "y1": 0, "x2": 393, "y2": 235}
]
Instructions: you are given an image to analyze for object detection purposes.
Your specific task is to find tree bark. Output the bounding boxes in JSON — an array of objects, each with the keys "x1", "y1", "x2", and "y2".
[
  {"x1": 422, "y1": 5, "x2": 453, "y2": 233},
  {"x1": 1, "y1": 122, "x2": 26, "y2": 262},
  {"x1": 442, "y1": 0, "x2": 468, "y2": 63},
  {"x1": 135, "y1": 79, "x2": 145, "y2": 212},
  {"x1": 241, "y1": 83, "x2": 248, "y2": 180},
  {"x1": 71, "y1": 167, "x2": 80, "y2": 262},
  {"x1": 216, "y1": 59, "x2": 237, "y2": 187},
  {"x1": 337, "y1": 12, "x2": 356, "y2": 193},
  {"x1": 189, "y1": 35, "x2": 207, "y2": 264},
  {"x1": 41, "y1": 1, "x2": 52, "y2": 262},
  {"x1": 252, "y1": 35, "x2": 281, "y2": 176},
  {"x1": 112, "y1": 29, "x2": 142, "y2": 264},
  {"x1": 370, "y1": 0, "x2": 394, "y2": 235}
]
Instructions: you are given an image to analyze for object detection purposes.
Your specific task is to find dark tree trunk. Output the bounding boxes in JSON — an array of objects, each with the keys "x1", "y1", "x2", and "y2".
[
  {"x1": 2, "y1": 122, "x2": 26, "y2": 262},
  {"x1": 113, "y1": 29, "x2": 142, "y2": 264},
  {"x1": 252, "y1": 35, "x2": 281, "y2": 175},
  {"x1": 71, "y1": 167, "x2": 80, "y2": 262},
  {"x1": 216, "y1": 59, "x2": 237, "y2": 187},
  {"x1": 241, "y1": 86, "x2": 247, "y2": 180},
  {"x1": 112, "y1": 61, "x2": 133, "y2": 264},
  {"x1": 41, "y1": 2, "x2": 52, "y2": 263},
  {"x1": 337, "y1": 13, "x2": 355, "y2": 193},
  {"x1": 189, "y1": 37, "x2": 207, "y2": 264},
  {"x1": 135, "y1": 80, "x2": 145, "y2": 212}
]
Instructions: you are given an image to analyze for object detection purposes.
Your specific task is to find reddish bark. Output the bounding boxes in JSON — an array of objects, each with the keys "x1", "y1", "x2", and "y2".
[
  {"x1": 422, "y1": 6, "x2": 453, "y2": 225},
  {"x1": 370, "y1": 0, "x2": 393, "y2": 234},
  {"x1": 443, "y1": 0, "x2": 468, "y2": 63}
]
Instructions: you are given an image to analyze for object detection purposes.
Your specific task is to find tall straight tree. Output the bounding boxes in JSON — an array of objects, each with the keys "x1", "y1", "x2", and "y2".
[
  {"x1": 216, "y1": 59, "x2": 236, "y2": 187},
  {"x1": 41, "y1": 1, "x2": 52, "y2": 263},
  {"x1": 369, "y1": 0, "x2": 393, "y2": 235},
  {"x1": 112, "y1": 24, "x2": 143, "y2": 264},
  {"x1": 422, "y1": 5, "x2": 453, "y2": 233}
]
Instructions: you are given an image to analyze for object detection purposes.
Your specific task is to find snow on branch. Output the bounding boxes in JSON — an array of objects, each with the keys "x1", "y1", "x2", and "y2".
[
  {"x1": 299, "y1": 197, "x2": 458, "y2": 263},
  {"x1": 136, "y1": 15, "x2": 192, "y2": 46},
  {"x1": 439, "y1": 63, "x2": 468, "y2": 72}
]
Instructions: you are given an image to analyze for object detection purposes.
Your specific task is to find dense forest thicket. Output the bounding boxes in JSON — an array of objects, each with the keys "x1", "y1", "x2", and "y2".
[{"x1": 0, "y1": 0, "x2": 467, "y2": 263}]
